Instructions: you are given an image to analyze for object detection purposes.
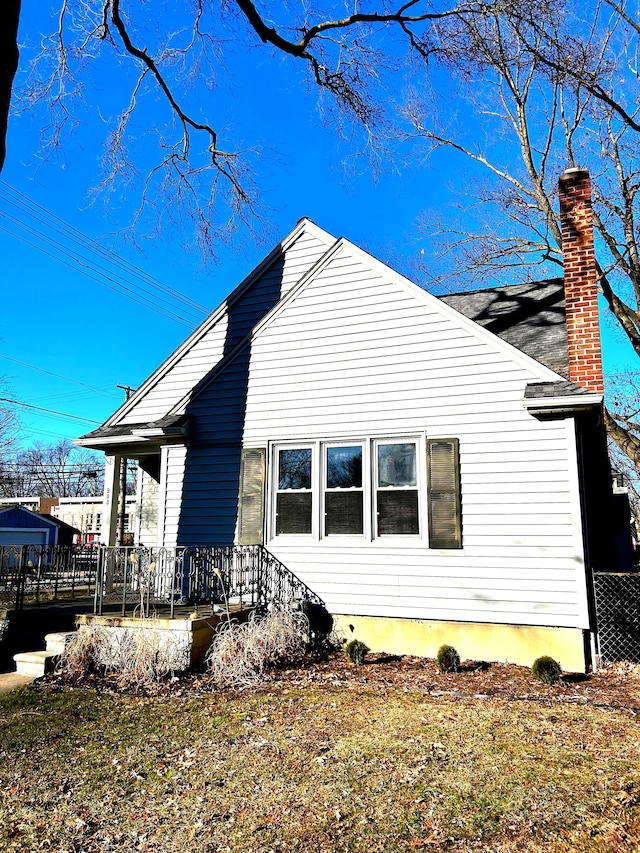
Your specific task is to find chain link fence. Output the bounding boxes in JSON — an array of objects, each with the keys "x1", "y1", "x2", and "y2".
[{"x1": 594, "y1": 573, "x2": 640, "y2": 663}]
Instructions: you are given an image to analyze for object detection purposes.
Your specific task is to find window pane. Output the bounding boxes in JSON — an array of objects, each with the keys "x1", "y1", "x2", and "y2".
[
  {"x1": 377, "y1": 490, "x2": 419, "y2": 535},
  {"x1": 378, "y1": 443, "x2": 417, "y2": 487},
  {"x1": 327, "y1": 446, "x2": 362, "y2": 488},
  {"x1": 276, "y1": 493, "x2": 312, "y2": 534},
  {"x1": 279, "y1": 449, "x2": 312, "y2": 490},
  {"x1": 325, "y1": 491, "x2": 363, "y2": 535}
]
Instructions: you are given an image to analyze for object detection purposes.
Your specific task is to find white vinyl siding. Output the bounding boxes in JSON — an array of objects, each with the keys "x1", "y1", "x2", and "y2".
[
  {"x1": 118, "y1": 229, "x2": 332, "y2": 425},
  {"x1": 160, "y1": 242, "x2": 588, "y2": 629}
]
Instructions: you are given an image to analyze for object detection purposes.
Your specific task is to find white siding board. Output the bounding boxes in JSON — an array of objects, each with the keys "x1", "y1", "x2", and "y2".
[
  {"x1": 116, "y1": 228, "x2": 332, "y2": 426},
  {"x1": 162, "y1": 240, "x2": 590, "y2": 630}
]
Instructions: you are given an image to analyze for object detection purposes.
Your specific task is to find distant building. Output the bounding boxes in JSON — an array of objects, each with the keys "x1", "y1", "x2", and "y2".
[
  {"x1": 50, "y1": 496, "x2": 138, "y2": 543},
  {"x1": 0, "y1": 496, "x2": 60, "y2": 514},
  {"x1": 0, "y1": 495, "x2": 139, "y2": 544}
]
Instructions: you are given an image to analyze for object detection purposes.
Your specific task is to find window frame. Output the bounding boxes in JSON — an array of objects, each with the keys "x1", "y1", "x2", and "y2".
[
  {"x1": 322, "y1": 442, "x2": 366, "y2": 538},
  {"x1": 373, "y1": 438, "x2": 421, "y2": 538},
  {"x1": 272, "y1": 443, "x2": 316, "y2": 538}
]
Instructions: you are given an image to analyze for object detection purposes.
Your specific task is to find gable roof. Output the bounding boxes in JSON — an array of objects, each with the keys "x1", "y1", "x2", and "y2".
[
  {"x1": 78, "y1": 223, "x2": 573, "y2": 450},
  {"x1": 439, "y1": 279, "x2": 568, "y2": 378},
  {"x1": 99, "y1": 218, "x2": 336, "y2": 429}
]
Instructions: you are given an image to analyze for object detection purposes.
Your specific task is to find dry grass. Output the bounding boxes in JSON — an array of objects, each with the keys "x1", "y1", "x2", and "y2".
[
  {"x1": 57, "y1": 626, "x2": 186, "y2": 689},
  {"x1": 205, "y1": 608, "x2": 308, "y2": 687},
  {"x1": 1, "y1": 673, "x2": 640, "y2": 852}
]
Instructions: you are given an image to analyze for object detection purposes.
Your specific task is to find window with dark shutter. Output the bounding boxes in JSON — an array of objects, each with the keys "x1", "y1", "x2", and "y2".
[
  {"x1": 238, "y1": 448, "x2": 265, "y2": 545},
  {"x1": 427, "y1": 439, "x2": 462, "y2": 549},
  {"x1": 375, "y1": 442, "x2": 419, "y2": 536}
]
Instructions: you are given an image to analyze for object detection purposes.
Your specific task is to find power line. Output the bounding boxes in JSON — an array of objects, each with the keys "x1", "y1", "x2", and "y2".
[
  {"x1": 0, "y1": 219, "x2": 198, "y2": 329},
  {"x1": 0, "y1": 182, "x2": 213, "y2": 328},
  {"x1": 0, "y1": 398, "x2": 102, "y2": 424},
  {"x1": 0, "y1": 354, "x2": 120, "y2": 399},
  {"x1": 1, "y1": 181, "x2": 211, "y2": 316}
]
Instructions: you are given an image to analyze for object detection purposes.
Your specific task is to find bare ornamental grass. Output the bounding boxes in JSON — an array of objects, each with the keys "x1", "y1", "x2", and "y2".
[
  {"x1": 205, "y1": 608, "x2": 308, "y2": 687},
  {"x1": 58, "y1": 625, "x2": 186, "y2": 689}
]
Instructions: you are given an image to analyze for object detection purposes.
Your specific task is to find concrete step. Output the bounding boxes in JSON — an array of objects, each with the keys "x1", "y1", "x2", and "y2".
[
  {"x1": 45, "y1": 631, "x2": 77, "y2": 655},
  {"x1": 13, "y1": 650, "x2": 58, "y2": 678}
]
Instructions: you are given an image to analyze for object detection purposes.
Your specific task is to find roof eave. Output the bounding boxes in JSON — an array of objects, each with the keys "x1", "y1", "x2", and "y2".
[{"x1": 524, "y1": 393, "x2": 603, "y2": 416}]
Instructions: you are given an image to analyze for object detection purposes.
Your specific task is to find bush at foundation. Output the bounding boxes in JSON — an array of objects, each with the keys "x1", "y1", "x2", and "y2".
[
  {"x1": 532, "y1": 655, "x2": 562, "y2": 685},
  {"x1": 436, "y1": 644, "x2": 460, "y2": 673},
  {"x1": 344, "y1": 639, "x2": 369, "y2": 665}
]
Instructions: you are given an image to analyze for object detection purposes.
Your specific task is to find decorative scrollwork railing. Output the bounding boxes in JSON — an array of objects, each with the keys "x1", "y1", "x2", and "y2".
[
  {"x1": 0, "y1": 545, "x2": 99, "y2": 609},
  {"x1": 93, "y1": 544, "x2": 323, "y2": 618},
  {"x1": 0, "y1": 543, "x2": 322, "y2": 617}
]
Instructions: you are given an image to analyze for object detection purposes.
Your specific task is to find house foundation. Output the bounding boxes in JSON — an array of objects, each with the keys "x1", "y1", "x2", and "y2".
[{"x1": 333, "y1": 615, "x2": 589, "y2": 673}]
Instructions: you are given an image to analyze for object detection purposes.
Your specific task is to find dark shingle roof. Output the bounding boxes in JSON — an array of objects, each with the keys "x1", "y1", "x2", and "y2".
[
  {"x1": 524, "y1": 380, "x2": 596, "y2": 400},
  {"x1": 439, "y1": 278, "x2": 568, "y2": 378},
  {"x1": 78, "y1": 414, "x2": 190, "y2": 443}
]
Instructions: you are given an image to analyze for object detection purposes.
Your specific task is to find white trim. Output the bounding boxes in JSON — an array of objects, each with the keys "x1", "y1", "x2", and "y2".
[
  {"x1": 565, "y1": 418, "x2": 591, "y2": 628},
  {"x1": 157, "y1": 445, "x2": 170, "y2": 548},
  {"x1": 268, "y1": 433, "x2": 428, "y2": 546},
  {"x1": 524, "y1": 394, "x2": 603, "y2": 415}
]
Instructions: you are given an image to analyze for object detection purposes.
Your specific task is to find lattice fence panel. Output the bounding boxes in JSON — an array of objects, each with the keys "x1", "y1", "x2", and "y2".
[{"x1": 594, "y1": 573, "x2": 640, "y2": 663}]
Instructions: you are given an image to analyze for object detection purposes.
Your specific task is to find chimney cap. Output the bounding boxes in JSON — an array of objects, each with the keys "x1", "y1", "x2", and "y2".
[{"x1": 560, "y1": 166, "x2": 589, "y2": 179}]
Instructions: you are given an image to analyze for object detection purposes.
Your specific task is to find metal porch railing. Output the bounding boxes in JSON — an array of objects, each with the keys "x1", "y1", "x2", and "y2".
[{"x1": 0, "y1": 543, "x2": 322, "y2": 617}]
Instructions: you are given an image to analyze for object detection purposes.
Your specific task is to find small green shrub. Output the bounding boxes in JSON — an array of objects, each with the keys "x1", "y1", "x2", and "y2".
[
  {"x1": 344, "y1": 639, "x2": 369, "y2": 665},
  {"x1": 436, "y1": 644, "x2": 460, "y2": 673},
  {"x1": 532, "y1": 655, "x2": 562, "y2": 685}
]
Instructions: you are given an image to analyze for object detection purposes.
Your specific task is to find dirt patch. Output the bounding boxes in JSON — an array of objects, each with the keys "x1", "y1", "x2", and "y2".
[{"x1": 43, "y1": 649, "x2": 640, "y2": 709}]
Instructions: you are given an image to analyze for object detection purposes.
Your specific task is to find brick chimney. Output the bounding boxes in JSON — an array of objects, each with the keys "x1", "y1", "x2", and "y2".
[{"x1": 558, "y1": 168, "x2": 604, "y2": 394}]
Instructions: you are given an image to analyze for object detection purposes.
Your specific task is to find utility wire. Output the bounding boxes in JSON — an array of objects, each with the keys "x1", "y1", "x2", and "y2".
[
  {"x1": 0, "y1": 354, "x2": 120, "y2": 399},
  {"x1": 0, "y1": 181, "x2": 211, "y2": 317},
  {"x1": 0, "y1": 218, "x2": 198, "y2": 329},
  {"x1": 0, "y1": 398, "x2": 102, "y2": 424}
]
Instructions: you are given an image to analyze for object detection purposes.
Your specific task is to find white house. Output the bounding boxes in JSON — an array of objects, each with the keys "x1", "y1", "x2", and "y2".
[{"x1": 77, "y1": 169, "x2": 615, "y2": 671}]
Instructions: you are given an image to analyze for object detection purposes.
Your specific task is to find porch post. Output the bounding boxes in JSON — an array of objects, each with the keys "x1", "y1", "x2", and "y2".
[{"x1": 101, "y1": 454, "x2": 122, "y2": 546}]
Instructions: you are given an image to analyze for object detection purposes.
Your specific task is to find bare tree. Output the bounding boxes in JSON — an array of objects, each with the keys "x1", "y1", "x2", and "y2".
[
  {"x1": 0, "y1": 0, "x2": 20, "y2": 171},
  {"x1": 6, "y1": 1, "x2": 487, "y2": 260},
  {"x1": 405, "y1": 0, "x2": 640, "y2": 468},
  {"x1": 0, "y1": 439, "x2": 104, "y2": 498}
]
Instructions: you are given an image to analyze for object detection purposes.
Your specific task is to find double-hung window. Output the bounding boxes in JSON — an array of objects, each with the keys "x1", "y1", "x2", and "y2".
[
  {"x1": 275, "y1": 447, "x2": 313, "y2": 535},
  {"x1": 324, "y1": 445, "x2": 364, "y2": 536},
  {"x1": 375, "y1": 441, "x2": 419, "y2": 535},
  {"x1": 267, "y1": 436, "x2": 460, "y2": 546}
]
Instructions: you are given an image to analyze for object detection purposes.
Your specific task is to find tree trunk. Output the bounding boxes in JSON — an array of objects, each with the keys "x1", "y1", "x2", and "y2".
[
  {"x1": 0, "y1": 0, "x2": 21, "y2": 172},
  {"x1": 604, "y1": 406, "x2": 640, "y2": 473}
]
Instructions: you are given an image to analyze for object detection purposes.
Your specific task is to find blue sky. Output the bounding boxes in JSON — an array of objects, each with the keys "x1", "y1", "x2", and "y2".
[{"x1": 0, "y1": 3, "x2": 635, "y2": 449}]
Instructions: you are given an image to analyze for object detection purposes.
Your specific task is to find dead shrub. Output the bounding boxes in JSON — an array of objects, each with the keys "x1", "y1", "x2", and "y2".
[
  {"x1": 57, "y1": 625, "x2": 186, "y2": 689},
  {"x1": 205, "y1": 607, "x2": 308, "y2": 687}
]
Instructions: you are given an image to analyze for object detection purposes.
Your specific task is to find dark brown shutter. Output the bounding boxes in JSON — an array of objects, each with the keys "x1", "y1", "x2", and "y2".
[
  {"x1": 238, "y1": 448, "x2": 265, "y2": 545},
  {"x1": 427, "y1": 439, "x2": 462, "y2": 549}
]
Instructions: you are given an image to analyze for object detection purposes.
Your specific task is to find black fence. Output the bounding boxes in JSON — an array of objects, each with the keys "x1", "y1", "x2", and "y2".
[
  {"x1": 0, "y1": 545, "x2": 98, "y2": 610},
  {"x1": 0, "y1": 544, "x2": 322, "y2": 618},
  {"x1": 594, "y1": 572, "x2": 640, "y2": 663}
]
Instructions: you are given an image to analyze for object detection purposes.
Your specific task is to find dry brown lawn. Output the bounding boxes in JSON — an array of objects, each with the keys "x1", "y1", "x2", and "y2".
[{"x1": 1, "y1": 653, "x2": 639, "y2": 852}]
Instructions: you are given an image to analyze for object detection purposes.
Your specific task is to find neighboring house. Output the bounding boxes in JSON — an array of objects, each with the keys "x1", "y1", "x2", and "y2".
[
  {"x1": 0, "y1": 496, "x2": 138, "y2": 544},
  {"x1": 0, "y1": 496, "x2": 59, "y2": 514},
  {"x1": 50, "y1": 495, "x2": 137, "y2": 544},
  {"x1": 78, "y1": 168, "x2": 616, "y2": 672},
  {"x1": 0, "y1": 505, "x2": 79, "y2": 547}
]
